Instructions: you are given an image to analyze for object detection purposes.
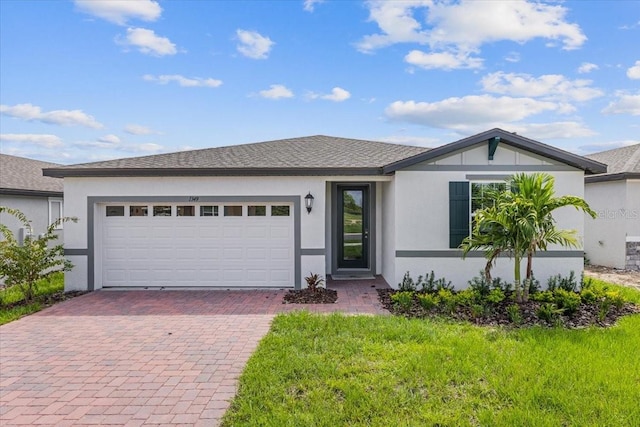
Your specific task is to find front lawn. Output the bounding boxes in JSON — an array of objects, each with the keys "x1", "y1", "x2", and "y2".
[
  {"x1": 223, "y1": 283, "x2": 640, "y2": 426},
  {"x1": 0, "y1": 272, "x2": 67, "y2": 325}
]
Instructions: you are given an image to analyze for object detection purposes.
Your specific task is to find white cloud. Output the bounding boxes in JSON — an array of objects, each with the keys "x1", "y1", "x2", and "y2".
[
  {"x1": 97, "y1": 134, "x2": 121, "y2": 144},
  {"x1": 0, "y1": 133, "x2": 63, "y2": 148},
  {"x1": 356, "y1": 0, "x2": 585, "y2": 70},
  {"x1": 356, "y1": 1, "x2": 430, "y2": 52},
  {"x1": 122, "y1": 142, "x2": 164, "y2": 153},
  {"x1": 236, "y1": 29, "x2": 274, "y2": 59},
  {"x1": 303, "y1": 0, "x2": 324, "y2": 12},
  {"x1": 0, "y1": 103, "x2": 103, "y2": 128},
  {"x1": 504, "y1": 51, "x2": 521, "y2": 63},
  {"x1": 602, "y1": 91, "x2": 640, "y2": 116},
  {"x1": 74, "y1": 0, "x2": 162, "y2": 25},
  {"x1": 385, "y1": 95, "x2": 559, "y2": 130},
  {"x1": 124, "y1": 124, "x2": 158, "y2": 135},
  {"x1": 481, "y1": 72, "x2": 603, "y2": 102},
  {"x1": 259, "y1": 84, "x2": 294, "y2": 100},
  {"x1": 578, "y1": 62, "x2": 598, "y2": 74},
  {"x1": 505, "y1": 122, "x2": 596, "y2": 139},
  {"x1": 405, "y1": 50, "x2": 483, "y2": 70},
  {"x1": 118, "y1": 28, "x2": 177, "y2": 56},
  {"x1": 308, "y1": 87, "x2": 351, "y2": 102},
  {"x1": 143, "y1": 74, "x2": 222, "y2": 87},
  {"x1": 627, "y1": 60, "x2": 640, "y2": 80}
]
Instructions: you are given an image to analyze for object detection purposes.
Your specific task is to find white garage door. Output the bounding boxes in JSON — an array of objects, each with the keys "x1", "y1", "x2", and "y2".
[{"x1": 100, "y1": 203, "x2": 294, "y2": 288}]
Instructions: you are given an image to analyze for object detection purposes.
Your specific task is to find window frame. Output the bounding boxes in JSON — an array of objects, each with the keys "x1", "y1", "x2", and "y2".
[
  {"x1": 469, "y1": 181, "x2": 508, "y2": 233},
  {"x1": 48, "y1": 198, "x2": 63, "y2": 230}
]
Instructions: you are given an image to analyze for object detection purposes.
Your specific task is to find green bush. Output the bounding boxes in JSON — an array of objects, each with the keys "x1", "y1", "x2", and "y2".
[
  {"x1": 470, "y1": 303, "x2": 488, "y2": 319},
  {"x1": 391, "y1": 291, "x2": 414, "y2": 311},
  {"x1": 547, "y1": 271, "x2": 578, "y2": 292},
  {"x1": 456, "y1": 289, "x2": 480, "y2": 307},
  {"x1": 416, "y1": 293, "x2": 439, "y2": 311},
  {"x1": 605, "y1": 291, "x2": 625, "y2": 310},
  {"x1": 0, "y1": 207, "x2": 76, "y2": 302},
  {"x1": 506, "y1": 304, "x2": 523, "y2": 325},
  {"x1": 553, "y1": 289, "x2": 582, "y2": 315},
  {"x1": 398, "y1": 272, "x2": 416, "y2": 292},
  {"x1": 536, "y1": 303, "x2": 563, "y2": 324},
  {"x1": 580, "y1": 288, "x2": 600, "y2": 304},
  {"x1": 437, "y1": 289, "x2": 457, "y2": 314},
  {"x1": 486, "y1": 288, "x2": 506, "y2": 304},
  {"x1": 531, "y1": 290, "x2": 555, "y2": 303},
  {"x1": 468, "y1": 273, "x2": 492, "y2": 296}
]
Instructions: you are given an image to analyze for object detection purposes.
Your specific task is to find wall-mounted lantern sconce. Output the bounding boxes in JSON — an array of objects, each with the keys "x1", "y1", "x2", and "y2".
[{"x1": 304, "y1": 192, "x2": 314, "y2": 214}]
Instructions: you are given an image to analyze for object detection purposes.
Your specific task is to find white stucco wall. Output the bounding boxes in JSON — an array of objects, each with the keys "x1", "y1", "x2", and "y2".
[
  {"x1": 0, "y1": 195, "x2": 63, "y2": 243},
  {"x1": 391, "y1": 142, "x2": 587, "y2": 289},
  {"x1": 381, "y1": 180, "x2": 396, "y2": 285},
  {"x1": 585, "y1": 179, "x2": 640, "y2": 269},
  {"x1": 63, "y1": 175, "x2": 391, "y2": 291}
]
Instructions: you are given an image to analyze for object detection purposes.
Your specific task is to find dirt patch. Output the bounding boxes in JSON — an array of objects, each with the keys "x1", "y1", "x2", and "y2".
[
  {"x1": 377, "y1": 289, "x2": 639, "y2": 329},
  {"x1": 585, "y1": 265, "x2": 640, "y2": 291},
  {"x1": 283, "y1": 288, "x2": 338, "y2": 304}
]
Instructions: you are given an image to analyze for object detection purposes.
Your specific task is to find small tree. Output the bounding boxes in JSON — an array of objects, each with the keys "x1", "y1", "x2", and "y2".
[{"x1": 0, "y1": 206, "x2": 77, "y2": 302}]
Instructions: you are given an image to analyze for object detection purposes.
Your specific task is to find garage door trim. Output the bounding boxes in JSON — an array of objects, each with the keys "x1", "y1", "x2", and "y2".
[{"x1": 86, "y1": 196, "x2": 301, "y2": 291}]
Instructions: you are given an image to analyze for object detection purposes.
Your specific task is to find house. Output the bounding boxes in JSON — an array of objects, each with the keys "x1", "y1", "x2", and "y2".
[
  {"x1": 584, "y1": 144, "x2": 640, "y2": 270},
  {"x1": 43, "y1": 129, "x2": 606, "y2": 292},
  {"x1": 0, "y1": 154, "x2": 64, "y2": 243}
]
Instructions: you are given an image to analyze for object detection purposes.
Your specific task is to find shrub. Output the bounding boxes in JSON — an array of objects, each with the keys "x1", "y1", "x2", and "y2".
[
  {"x1": 470, "y1": 303, "x2": 488, "y2": 319},
  {"x1": 598, "y1": 299, "x2": 612, "y2": 322},
  {"x1": 455, "y1": 289, "x2": 480, "y2": 307},
  {"x1": 437, "y1": 289, "x2": 457, "y2": 314},
  {"x1": 492, "y1": 277, "x2": 512, "y2": 294},
  {"x1": 304, "y1": 273, "x2": 325, "y2": 292},
  {"x1": 536, "y1": 303, "x2": 563, "y2": 324},
  {"x1": 0, "y1": 207, "x2": 76, "y2": 302},
  {"x1": 526, "y1": 271, "x2": 541, "y2": 294},
  {"x1": 506, "y1": 304, "x2": 523, "y2": 325},
  {"x1": 486, "y1": 288, "x2": 506, "y2": 304},
  {"x1": 547, "y1": 271, "x2": 578, "y2": 292},
  {"x1": 580, "y1": 288, "x2": 599, "y2": 304},
  {"x1": 605, "y1": 291, "x2": 625, "y2": 310},
  {"x1": 531, "y1": 291, "x2": 555, "y2": 303},
  {"x1": 553, "y1": 289, "x2": 581, "y2": 315},
  {"x1": 416, "y1": 293, "x2": 439, "y2": 311},
  {"x1": 398, "y1": 272, "x2": 416, "y2": 292},
  {"x1": 468, "y1": 273, "x2": 491, "y2": 297},
  {"x1": 391, "y1": 291, "x2": 414, "y2": 311}
]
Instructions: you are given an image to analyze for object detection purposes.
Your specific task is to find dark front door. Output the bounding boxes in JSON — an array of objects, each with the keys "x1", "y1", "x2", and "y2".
[{"x1": 337, "y1": 185, "x2": 369, "y2": 269}]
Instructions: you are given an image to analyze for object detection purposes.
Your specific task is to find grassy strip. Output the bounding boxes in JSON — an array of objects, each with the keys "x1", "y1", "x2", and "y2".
[
  {"x1": 584, "y1": 276, "x2": 640, "y2": 303},
  {"x1": 0, "y1": 272, "x2": 64, "y2": 325},
  {"x1": 223, "y1": 283, "x2": 640, "y2": 426}
]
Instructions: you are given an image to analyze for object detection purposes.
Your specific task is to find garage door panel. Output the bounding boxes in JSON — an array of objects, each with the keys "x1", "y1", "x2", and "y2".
[{"x1": 101, "y1": 203, "x2": 294, "y2": 288}]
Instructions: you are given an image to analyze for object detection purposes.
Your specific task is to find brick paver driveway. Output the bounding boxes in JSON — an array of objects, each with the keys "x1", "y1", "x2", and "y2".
[{"x1": 0, "y1": 278, "x2": 388, "y2": 426}]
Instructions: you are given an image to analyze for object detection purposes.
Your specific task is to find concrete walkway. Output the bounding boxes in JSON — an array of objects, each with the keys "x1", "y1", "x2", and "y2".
[{"x1": 0, "y1": 278, "x2": 388, "y2": 426}]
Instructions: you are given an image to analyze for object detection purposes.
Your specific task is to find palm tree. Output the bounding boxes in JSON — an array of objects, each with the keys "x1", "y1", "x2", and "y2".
[
  {"x1": 462, "y1": 173, "x2": 595, "y2": 302},
  {"x1": 510, "y1": 173, "x2": 596, "y2": 300}
]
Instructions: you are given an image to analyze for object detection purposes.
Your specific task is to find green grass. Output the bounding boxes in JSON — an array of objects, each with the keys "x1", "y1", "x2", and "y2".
[
  {"x1": 584, "y1": 275, "x2": 640, "y2": 304},
  {"x1": 223, "y1": 283, "x2": 640, "y2": 426},
  {"x1": 0, "y1": 272, "x2": 64, "y2": 325}
]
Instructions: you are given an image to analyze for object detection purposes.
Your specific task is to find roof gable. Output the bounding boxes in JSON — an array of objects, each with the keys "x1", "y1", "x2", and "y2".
[
  {"x1": 0, "y1": 154, "x2": 63, "y2": 196},
  {"x1": 383, "y1": 128, "x2": 606, "y2": 174}
]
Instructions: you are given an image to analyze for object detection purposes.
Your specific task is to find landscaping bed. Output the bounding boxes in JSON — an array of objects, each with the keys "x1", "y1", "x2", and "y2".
[
  {"x1": 283, "y1": 288, "x2": 337, "y2": 304},
  {"x1": 377, "y1": 272, "x2": 640, "y2": 328}
]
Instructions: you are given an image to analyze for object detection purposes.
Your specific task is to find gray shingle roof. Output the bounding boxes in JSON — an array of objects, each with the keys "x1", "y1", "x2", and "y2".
[
  {"x1": 44, "y1": 135, "x2": 430, "y2": 177},
  {"x1": 0, "y1": 154, "x2": 63, "y2": 195},
  {"x1": 586, "y1": 144, "x2": 640, "y2": 174}
]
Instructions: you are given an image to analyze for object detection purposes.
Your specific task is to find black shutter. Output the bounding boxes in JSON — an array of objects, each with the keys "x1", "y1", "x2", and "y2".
[{"x1": 449, "y1": 181, "x2": 470, "y2": 248}]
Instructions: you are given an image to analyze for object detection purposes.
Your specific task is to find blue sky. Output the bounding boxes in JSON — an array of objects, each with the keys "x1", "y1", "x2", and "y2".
[{"x1": 1, "y1": 0, "x2": 638, "y2": 164}]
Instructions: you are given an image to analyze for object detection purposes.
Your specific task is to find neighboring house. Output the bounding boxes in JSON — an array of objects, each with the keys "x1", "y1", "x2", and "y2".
[
  {"x1": 584, "y1": 144, "x2": 640, "y2": 270},
  {"x1": 0, "y1": 154, "x2": 64, "y2": 243},
  {"x1": 43, "y1": 128, "x2": 605, "y2": 292}
]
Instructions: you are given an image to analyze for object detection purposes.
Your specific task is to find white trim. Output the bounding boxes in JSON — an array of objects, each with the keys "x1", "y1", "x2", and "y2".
[
  {"x1": 48, "y1": 198, "x2": 63, "y2": 230},
  {"x1": 626, "y1": 236, "x2": 640, "y2": 243}
]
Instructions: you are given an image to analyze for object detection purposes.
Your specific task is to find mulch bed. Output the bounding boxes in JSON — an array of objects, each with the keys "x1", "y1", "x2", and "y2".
[
  {"x1": 377, "y1": 289, "x2": 640, "y2": 328},
  {"x1": 283, "y1": 288, "x2": 338, "y2": 304},
  {"x1": 1, "y1": 290, "x2": 87, "y2": 310}
]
